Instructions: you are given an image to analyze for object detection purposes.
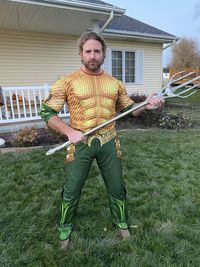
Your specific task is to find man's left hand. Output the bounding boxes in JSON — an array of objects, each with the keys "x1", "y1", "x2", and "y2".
[{"x1": 145, "y1": 92, "x2": 164, "y2": 110}]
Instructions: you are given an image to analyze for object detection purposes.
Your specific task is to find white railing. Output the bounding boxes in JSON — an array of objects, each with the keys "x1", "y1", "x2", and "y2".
[{"x1": 0, "y1": 84, "x2": 69, "y2": 124}]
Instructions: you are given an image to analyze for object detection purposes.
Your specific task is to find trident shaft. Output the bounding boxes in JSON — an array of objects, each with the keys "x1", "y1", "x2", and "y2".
[{"x1": 46, "y1": 70, "x2": 200, "y2": 156}]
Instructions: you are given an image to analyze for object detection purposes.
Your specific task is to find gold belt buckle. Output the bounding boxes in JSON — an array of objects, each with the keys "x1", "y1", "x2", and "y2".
[{"x1": 87, "y1": 130, "x2": 116, "y2": 147}]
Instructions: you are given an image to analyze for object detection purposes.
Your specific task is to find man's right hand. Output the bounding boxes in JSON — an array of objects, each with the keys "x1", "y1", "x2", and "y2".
[
  {"x1": 67, "y1": 129, "x2": 86, "y2": 144},
  {"x1": 48, "y1": 116, "x2": 86, "y2": 145}
]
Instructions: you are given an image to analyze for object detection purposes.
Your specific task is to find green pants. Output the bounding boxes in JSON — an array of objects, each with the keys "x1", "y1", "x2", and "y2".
[{"x1": 59, "y1": 137, "x2": 128, "y2": 240}]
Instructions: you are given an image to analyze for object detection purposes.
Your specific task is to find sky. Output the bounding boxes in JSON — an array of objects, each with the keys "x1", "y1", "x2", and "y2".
[{"x1": 105, "y1": 0, "x2": 200, "y2": 66}]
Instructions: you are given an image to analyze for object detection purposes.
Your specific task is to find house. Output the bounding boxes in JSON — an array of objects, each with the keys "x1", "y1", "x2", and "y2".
[
  {"x1": 163, "y1": 67, "x2": 170, "y2": 85},
  {"x1": 0, "y1": 0, "x2": 177, "y2": 130}
]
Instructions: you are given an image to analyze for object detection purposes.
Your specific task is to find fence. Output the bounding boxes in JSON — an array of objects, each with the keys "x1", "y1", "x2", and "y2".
[{"x1": 0, "y1": 84, "x2": 69, "y2": 124}]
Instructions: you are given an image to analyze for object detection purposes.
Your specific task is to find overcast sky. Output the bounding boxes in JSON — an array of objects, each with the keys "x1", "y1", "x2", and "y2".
[{"x1": 105, "y1": 0, "x2": 200, "y2": 66}]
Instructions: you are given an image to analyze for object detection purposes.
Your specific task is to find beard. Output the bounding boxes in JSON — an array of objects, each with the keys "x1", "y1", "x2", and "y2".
[{"x1": 82, "y1": 58, "x2": 104, "y2": 72}]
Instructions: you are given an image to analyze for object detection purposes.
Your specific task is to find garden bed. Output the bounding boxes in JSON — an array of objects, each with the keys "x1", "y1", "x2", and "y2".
[{"x1": 1, "y1": 102, "x2": 199, "y2": 149}]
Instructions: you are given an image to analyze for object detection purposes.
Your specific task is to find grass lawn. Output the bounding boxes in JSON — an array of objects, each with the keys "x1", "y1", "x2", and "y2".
[{"x1": 1, "y1": 128, "x2": 200, "y2": 267}]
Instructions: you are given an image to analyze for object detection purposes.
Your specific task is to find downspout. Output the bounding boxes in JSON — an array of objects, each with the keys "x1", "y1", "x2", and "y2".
[
  {"x1": 98, "y1": 10, "x2": 114, "y2": 34},
  {"x1": 163, "y1": 39, "x2": 178, "y2": 50}
]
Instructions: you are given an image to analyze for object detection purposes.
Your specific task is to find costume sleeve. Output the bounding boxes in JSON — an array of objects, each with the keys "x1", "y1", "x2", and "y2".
[
  {"x1": 120, "y1": 102, "x2": 135, "y2": 113},
  {"x1": 43, "y1": 79, "x2": 67, "y2": 112},
  {"x1": 40, "y1": 103, "x2": 58, "y2": 123},
  {"x1": 40, "y1": 79, "x2": 67, "y2": 123},
  {"x1": 116, "y1": 81, "x2": 134, "y2": 112}
]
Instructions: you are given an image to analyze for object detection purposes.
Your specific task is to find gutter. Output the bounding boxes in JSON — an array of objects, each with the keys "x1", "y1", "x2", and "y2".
[
  {"x1": 9, "y1": 0, "x2": 125, "y2": 15},
  {"x1": 102, "y1": 29, "x2": 178, "y2": 43}
]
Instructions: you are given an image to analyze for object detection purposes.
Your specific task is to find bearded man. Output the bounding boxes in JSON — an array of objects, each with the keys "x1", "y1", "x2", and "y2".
[{"x1": 40, "y1": 32, "x2": 163, "y2": 250}]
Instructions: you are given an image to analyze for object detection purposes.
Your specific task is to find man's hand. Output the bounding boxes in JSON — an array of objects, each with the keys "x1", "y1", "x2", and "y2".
[
  {"x1": 67, "y1": 129, "x2": 86, "y2": 144},
  {"x1": 48, "y1": 116, "x2": 86, "y2": 145},
  {"x1": 145, "y1": 92, "x2": 164, "y2": 110}
]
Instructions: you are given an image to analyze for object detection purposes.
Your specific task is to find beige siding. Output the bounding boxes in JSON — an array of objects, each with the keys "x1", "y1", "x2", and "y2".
[
  {"x1": 0, "y1": 30, "x2": 81, "y2": 86},
  {"x1": 106, "y1": 40, "x2": 163, "y2": 95},
  {"x1": 0, "y1": 30, "x2": 163, "y2": 96}
]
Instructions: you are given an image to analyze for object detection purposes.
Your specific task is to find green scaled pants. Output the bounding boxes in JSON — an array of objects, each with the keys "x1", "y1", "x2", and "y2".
[{"x1": 59, "y1": 137, "x2": 128, "y2": 241}]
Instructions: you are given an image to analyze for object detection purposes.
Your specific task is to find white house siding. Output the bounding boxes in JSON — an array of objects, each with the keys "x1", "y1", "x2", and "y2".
[
  {"x1": 106, "y1": 39, "x2": 163, "y2": 95},
  {"x1": 0, "y1": 30, "x2": 81, "y2": 86},
  {"x1": 0, "y1": 30, "x2": 163, "y2": 96}
]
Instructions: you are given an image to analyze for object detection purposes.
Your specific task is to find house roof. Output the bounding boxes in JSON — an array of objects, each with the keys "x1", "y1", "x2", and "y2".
[
  {"x1": 100, "y1": 15, "x2": 177, "y2": 42},
  {"x1": 103, "y1": 15, "x2": 175, "y2": 38},
  {"x1": 0, "y1": 0, "x2": 177, "y2": 43}
]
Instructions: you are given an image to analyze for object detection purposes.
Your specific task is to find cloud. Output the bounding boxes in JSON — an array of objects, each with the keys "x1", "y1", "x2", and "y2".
[{"x1": 194, "y1": 2, "x2": 200, "y2": 19}]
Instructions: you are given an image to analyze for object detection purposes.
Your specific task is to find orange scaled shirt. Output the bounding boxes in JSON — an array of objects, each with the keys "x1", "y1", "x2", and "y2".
[{"x1": 43, "y1": 68, "x2": 134, "y2": 135}]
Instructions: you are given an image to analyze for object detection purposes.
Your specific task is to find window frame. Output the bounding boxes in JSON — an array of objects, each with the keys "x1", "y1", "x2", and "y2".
[{"x1": 111, "y1": 49, "x2": 136, "y2": 84}]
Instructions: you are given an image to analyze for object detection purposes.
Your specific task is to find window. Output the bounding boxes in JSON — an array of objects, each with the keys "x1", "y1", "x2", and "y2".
[
  {"x1": 112, "y1": 51, "x2": 122, "y2": 81},
  {"x1": 112, "y1": 50, "x2": 135, "y2": 83},
  {"x1": 103, "y1": 48, "x2": 143, "y2": 85}
]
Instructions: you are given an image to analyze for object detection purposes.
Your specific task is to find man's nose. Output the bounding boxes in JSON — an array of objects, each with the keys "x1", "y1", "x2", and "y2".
[{"x1": 89, "y1": 51, "x2": 95, "y2": 59}]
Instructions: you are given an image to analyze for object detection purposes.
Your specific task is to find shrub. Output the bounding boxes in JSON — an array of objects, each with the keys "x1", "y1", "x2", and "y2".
[
  {"x1": 158, "y1": 112, "x2": 193, "y2": 130},
  {"x1": 12, "y1": 127, "x2": 38, "y2": 147},
  {"x1": 129, "y1": 93, "x2": 194, "y2": 130},
  {"x1": 137, "y1": 110, "x2": 193, "y2": 130},
  {"x1": 139, "y1": 108, "x2": 165, "y2": 128}
]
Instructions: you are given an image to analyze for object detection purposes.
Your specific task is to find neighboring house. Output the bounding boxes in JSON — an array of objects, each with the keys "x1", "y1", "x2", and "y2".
[
  {"x1": 0, "y1": 0, "x2": 177, "y2": 129},
  {"x1": 163, "y1": 67, "x2": 170, "y2": 80}
]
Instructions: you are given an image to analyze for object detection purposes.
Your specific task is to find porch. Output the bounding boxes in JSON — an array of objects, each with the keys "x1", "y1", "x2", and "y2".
[{"x1": 0, "y1": 84, "x2": 69, "y2": 133}]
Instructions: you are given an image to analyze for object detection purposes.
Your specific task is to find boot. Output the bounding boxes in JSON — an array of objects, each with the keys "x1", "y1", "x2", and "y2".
[
  {"x1": 58, "y1": 197, "x2": 79, "y2": 248},
  {"x1": 109, "y1": 195, "x2": 130, "y2": 238}
]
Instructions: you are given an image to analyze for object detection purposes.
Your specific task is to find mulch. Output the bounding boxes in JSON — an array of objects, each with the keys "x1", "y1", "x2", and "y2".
[
  {"x1": 0, "y1": 128, "x2": 57, "y2": 148},
  {"x1": 0, "y1": 117, "x2": 138, "y2": 150}
]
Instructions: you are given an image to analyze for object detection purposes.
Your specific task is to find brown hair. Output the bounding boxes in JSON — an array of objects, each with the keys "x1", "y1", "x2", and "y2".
[{"x1": 78, "y1": 32, "x2": 107, "y2": 53}]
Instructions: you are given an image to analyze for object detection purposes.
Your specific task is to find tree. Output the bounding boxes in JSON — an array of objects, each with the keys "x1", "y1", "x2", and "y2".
[{"x1": 170, "y1": 37, "x2": 200, "y2": 69}]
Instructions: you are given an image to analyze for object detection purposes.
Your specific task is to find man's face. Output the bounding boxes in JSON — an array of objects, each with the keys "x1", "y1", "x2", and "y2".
[{"x1": 80, "y1": 39, "x2": 105, "y2": 73}]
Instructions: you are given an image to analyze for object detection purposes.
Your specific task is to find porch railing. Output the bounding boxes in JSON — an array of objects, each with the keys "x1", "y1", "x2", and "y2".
[{"x1": 0, "y1": 84, "x2": 69, "y2": 124}]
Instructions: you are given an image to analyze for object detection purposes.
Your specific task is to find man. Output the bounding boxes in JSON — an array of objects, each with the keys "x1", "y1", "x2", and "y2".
[{"x1": 40, "y1": 32, "x2": 163, "y2": 250}]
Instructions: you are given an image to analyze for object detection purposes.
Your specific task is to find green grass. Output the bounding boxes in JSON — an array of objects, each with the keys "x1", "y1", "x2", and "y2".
[{"x1": 1, "y1": 129, "x2": 200, "y2": 267}]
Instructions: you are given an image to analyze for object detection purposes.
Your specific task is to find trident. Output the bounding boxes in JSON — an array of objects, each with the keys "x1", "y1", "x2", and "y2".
[{"x1": 46, "y1": 70, "x2": 200, "y2": 156}]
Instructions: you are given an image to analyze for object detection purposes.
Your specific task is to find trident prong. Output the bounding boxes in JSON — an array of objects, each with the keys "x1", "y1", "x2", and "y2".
[
  {"x1": 46, "y1": 70, "x2": 200, "y2": 156},
  {"x1": 164, "y1": 82, "x2": 200, "y2": 99},
  {"x1": 160, "y1": 72, "x2": 200, "y2": 99},
  {"x1": 161, "y1": 70, "x2": 194, "y2": 91}
]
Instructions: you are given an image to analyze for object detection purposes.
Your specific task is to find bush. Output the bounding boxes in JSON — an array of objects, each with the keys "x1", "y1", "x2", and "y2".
[
  {"x1": 138, "y1": 109, "x2": 193, "y2": 130},
  {"x1": 129, "y1": 93, "x2": 194, "y2": 130},
  {"x1": 139, "y1": 108, "x2": 165, "y2": 128},
  {"x1": 12, "y1": 127, "x2": 38, "y2": 147},
  {"x1": 158, "y1": 112, "x2": 193, "y2": 130}
]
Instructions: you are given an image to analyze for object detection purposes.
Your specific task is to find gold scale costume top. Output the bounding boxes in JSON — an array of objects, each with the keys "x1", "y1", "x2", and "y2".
[{"x1": 43, "y1": 68, "x2": 134, "y2": 145}]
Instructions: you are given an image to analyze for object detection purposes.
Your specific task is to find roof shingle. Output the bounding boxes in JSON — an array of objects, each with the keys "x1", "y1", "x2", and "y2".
[{"x1": 100, "y1": 15, "x2": 176, "y2": 38}]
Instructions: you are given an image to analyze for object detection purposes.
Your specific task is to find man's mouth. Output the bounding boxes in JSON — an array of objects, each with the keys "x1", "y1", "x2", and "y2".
[{"x1": 89, "y1": 61, "x2": 97, "y2": 64}]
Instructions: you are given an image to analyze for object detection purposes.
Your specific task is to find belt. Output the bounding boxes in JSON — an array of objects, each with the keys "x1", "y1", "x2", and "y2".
[{"x1": 84, "y1": 129, "x2": 117, "y2": 147}]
